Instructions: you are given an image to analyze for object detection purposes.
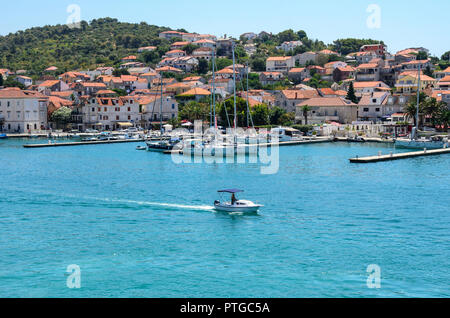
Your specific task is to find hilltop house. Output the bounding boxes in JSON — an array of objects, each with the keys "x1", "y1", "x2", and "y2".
[
  {"x1": 277, "y1": 41, "x2": 303, "y2": 53},
  {"x1": 295, "y1": 52, "x2": 318, "y2": 66},
  {"x1": 288, "y1": 68, "x2": 310, "y2": 83},
  {"x1": 266, "y1": 56, "x2": 296, "y2": 73},
  {"x1": 259, "y1": 72, "x2": 284, "y2": 86},
  {"x1": 15, "y1": 76, "x2": 33, "y2": 87}
]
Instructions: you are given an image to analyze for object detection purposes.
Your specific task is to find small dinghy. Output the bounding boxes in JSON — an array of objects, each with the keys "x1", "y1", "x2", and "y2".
[
  {"x1": 136, "y1": 146, "x2": 147, "y2": 151},
  {"x1": 214, "y1": 189, "x2": 263, "y2": 213},
  {"x1": 0, "y1": 134, "x2": 7, "y2": 139}
]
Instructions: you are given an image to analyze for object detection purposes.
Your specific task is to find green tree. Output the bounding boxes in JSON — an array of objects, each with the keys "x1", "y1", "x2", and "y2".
[
  {"x1": 416, "y1": 51, "x2": 428, "y2": 60},
  {"x1": 214, "y1": 58, "x2": 233, "y2": 71},
  {"x1": 250, "y1": 57, "x2": 266, "y2": 72},
  {"x1": 51, "y1": 106, "x2": 72, "y2": 130},
  {"x1": 441, "y1": 51, "x2": 450, "y2": 61},
  {"x1": 276, "y1": 29, "x2": 299, "y2": 44},
  {"x1": 423, "y1": 65, "x2": 433, "y2": 77},
  {"x1": 198, "y1": 59, "x2": 208, "y2": 74},
  {"x1": 404, "y1": 92, "x2": 427, "y2": 128},
  {"x1": 178, "y1": 101, "x2": 209, "y2": 123},
  {"x1": 300, "y1": 105, "x2": 312, "y2": 125},
  {"x1": 332, "y1": 38, "x2": 384, "y2": 55},
  {"x1": 251, "y1": 104, "x2": 270, "y2": 126},
  {"x1": 3, "y1": 77, "x2": 25, "y2": 89},
  {"x1": 279, "y1": 112, "x2": 296, "y2": 126},
  {"x1": 112, "y1": 88, "x2": 127, "y2": 96},
  {"x1": 113, "y1": 69, "x2": 130, "y2": 77},
  {"x1": 269, "y1": 106, "x2": 286, "y2": 125},
  {"x1": 0, "y1": 75, "x2": 3, "y2": 86},
  {"x1": 296, "y1": 30, "x2": 307, "y2": 40},
  {"x1": 217, "y1": 97, "x2": 249, "y2": 127},
  {"x1": 346, "y1": 82, "x2": 358, "y2": 103},
  {"x1": 182, "y1": 44, "x2": 199, "y2": 55}
]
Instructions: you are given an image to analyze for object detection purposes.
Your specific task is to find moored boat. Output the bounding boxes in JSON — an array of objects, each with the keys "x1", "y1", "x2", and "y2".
[{"x1": 395, "y1": 136, "x2": 448, "y2": 149}]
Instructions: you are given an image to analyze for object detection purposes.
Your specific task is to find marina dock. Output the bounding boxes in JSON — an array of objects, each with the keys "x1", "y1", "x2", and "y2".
[
  {"x1": 349, "y1": 147, "x2": 450, "y2": 163},
  {"x1": 23, "y1": 139, "x2": 145, "y2": 148},
  {"x1": 163, "y1": 138, "x2": 332, "y2": 154}
]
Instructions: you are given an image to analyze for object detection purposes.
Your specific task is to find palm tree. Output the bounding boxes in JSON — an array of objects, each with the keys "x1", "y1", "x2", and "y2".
[
  {"x1": 301, "y1": 105, "x2": 312, "y2": 125},
  {"x1": 404, "y1": 101, "x2": 418, "y2": 127},
  {"x1": 404, "y1": 93, "x2": 427, "y2": 128}
]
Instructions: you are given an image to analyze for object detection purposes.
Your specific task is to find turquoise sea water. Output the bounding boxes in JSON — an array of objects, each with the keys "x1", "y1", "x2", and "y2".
[{"x1": 0, "y1": 138, "x2": 449, "y2": 298}]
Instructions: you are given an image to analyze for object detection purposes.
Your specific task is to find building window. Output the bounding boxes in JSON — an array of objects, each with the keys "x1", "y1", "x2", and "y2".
[
  {"x1": 363, "y1": 108, "x2": 369, "y2": 112},
  {"x1": 376, "y1": 108, "x2": 380, "y2": 112}
]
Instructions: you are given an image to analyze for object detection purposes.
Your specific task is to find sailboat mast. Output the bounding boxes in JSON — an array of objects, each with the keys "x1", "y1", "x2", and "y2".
[
  {"x1": 416, "y1": 63, "x2": 421, "y2": 135},
  {"x1": 232, "y1": 42, "x2": 237, "y2": 130},
  {"x1": 246, "y1": 62, "x2": 249, "y2": 128},
  {"x1": 160, "y1": 75, "x2": 163, "y2": 136},
  {"x1": 212, "y1": 48, "x2": 216, "y2": 129}
]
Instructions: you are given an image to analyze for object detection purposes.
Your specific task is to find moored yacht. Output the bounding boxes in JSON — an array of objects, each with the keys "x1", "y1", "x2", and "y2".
[{"x1": 270, "y1": 127, "x2": 303, "y2": 142}]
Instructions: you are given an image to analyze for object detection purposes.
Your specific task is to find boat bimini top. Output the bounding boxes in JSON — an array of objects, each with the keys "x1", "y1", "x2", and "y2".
[{"x1": 218, "y1": 189, "x2": 244, "y2": 194}]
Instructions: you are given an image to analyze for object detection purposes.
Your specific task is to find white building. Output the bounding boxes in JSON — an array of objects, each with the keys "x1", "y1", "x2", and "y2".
[
  {"x1": 81, "y1": 94, "x2": 141, "y2": 131},
  {"x1": 139, "y1": 95, "x2": 179, "y2": 126},
  {"x1": 0, "y1": 88, "x2": 48, "y2": 133},
  {"x1": 266, "y1": 56, "x2": 296, "y2": 73},
  {"x1": 277, "y1": 41, "x2": 303, "y2": 53},
  {"x1": 295, "y1": 52, "x2": 318, "y2": 66},
  {"x1": 15, "y1": 76, "x2": 33, "y2": 87}
]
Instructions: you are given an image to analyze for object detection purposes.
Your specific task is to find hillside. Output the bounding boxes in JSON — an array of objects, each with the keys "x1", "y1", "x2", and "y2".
[
  {"x1": 0, "y1": 18, "x2": 395, "y2": 77},
  {"x1": 0, "y1": 18, "x2": 177, "y2": 75}
]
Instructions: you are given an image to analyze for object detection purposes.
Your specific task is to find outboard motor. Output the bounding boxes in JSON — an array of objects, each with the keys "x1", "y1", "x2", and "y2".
[{"x1": 214, "y1": 200, "x2": 220, "y2": 205}]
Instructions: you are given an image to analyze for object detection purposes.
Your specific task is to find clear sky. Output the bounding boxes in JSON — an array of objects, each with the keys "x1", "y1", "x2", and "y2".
[{"x1": 1, "y1": 0, "x2": 449, "y2": 57}]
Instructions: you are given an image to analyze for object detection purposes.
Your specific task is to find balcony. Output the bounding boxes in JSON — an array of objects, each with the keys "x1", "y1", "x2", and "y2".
[{"x1": 357, "y1": 74, "x2": 377, "y2": 81}]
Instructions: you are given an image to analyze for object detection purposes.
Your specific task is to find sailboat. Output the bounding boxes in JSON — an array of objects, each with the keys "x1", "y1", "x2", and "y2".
[
  {"x1": 395, "y1": 64, "x2": 449, "y2": 149},
  {"x1": 146, "y1": 77, "x2": 181, "y2": 152}
]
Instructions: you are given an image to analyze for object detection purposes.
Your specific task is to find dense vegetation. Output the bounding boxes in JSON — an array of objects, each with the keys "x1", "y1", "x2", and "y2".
[
  {"x1": 1, "y1": 18, "x2": 448, "y2": 84},
  {"x1": 0, "y1": 18, "x2": 172, "y2": 75}
]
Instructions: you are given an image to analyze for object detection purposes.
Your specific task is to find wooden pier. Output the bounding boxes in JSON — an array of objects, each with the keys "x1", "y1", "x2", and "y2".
[
  {"x1": 23, "y1": 139, "x2": 145, "y2": 148},
  {"x1": 349, "y1": 148, "x2": 450, "y2": 163}
]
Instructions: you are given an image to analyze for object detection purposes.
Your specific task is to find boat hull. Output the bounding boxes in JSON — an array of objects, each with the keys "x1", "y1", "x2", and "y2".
[
  {"x1": 214, "y1": 203, "x2": 262, "y2": 213},
  {"x1": 395, "y1": 139, "x2": 448, "y2": 149}
]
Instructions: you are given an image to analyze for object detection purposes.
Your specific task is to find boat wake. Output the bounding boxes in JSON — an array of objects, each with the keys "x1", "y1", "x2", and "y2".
[
  {"x1": 1, "y1": 186, "x2": 215, "y2": 212},
  {"x1": 100, "y1": 198, "x2": 216, "y2": 212}
]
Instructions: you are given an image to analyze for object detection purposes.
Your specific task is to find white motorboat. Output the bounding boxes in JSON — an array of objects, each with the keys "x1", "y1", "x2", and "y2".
[
  {"x1": 146, "y1": 137, "x2": 181, "y2": 152},
  {"x1": 214, "y1": 189, "x2": 263, "y2": 213},
  {"x1": 270, "y1": 127, "x2": 303, "y2": 142}
]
